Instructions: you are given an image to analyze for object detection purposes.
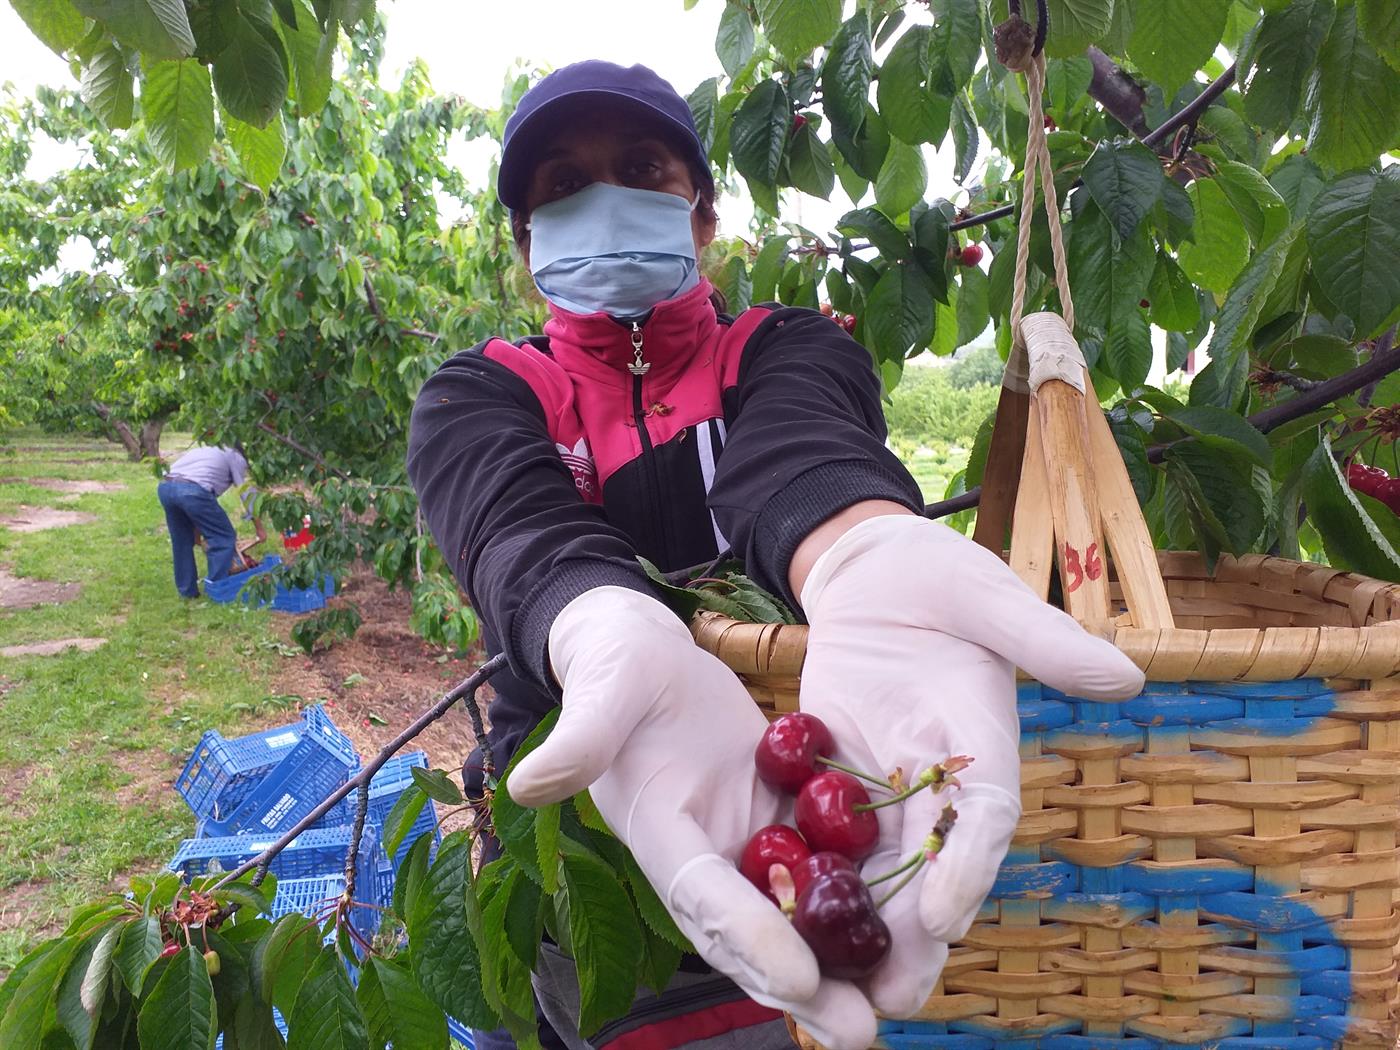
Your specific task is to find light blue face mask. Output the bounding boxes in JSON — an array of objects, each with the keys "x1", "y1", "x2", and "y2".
[{"x1": 527, "y1": 182, "x2": 701, "y2": 318}]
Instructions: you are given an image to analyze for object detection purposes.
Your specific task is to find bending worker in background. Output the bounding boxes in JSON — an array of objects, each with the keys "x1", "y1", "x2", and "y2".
[
  {"x1": 157, "y1": 442, "x2": 266, "y2": 599},
  {"x1": 408, "y1": 61, "x2": 1144, "y2": 1050}
]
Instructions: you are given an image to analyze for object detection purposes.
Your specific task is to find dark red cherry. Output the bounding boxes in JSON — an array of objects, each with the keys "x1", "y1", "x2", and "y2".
[
  {"x1": 755, "y1": 713, "x2": 836, "y2": 794},
  {"x1": 792, "y1": 851, "x2": 856, "y2": 897},
  {"x1": 793, "y1": 869, "x2": 892, "y2": 979},
  {"x1": 795, "y1": 771, "x2": 879, "y2": 861},
  {"x1": 739, "y1": 825, "x2": 811, "y2": 903}
]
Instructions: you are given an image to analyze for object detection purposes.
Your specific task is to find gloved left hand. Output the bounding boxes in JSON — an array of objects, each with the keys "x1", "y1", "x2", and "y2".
[{"x1": 796, "y1": 513, "x2": 1145, "y2": 1018}]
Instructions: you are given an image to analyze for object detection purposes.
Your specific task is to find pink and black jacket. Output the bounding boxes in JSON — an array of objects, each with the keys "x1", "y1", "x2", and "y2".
[{"x1": 408, "y1": 278, "x2": 921, "y2": 773}]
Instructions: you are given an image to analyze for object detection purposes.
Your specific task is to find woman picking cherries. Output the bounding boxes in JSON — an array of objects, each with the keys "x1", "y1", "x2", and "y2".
[{"x1": 408, "y1": 59, "x2": 1144, "y2": 1050}]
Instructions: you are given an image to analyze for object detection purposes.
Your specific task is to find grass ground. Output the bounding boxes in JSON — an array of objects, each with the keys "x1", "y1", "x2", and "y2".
[{"x1": 0, "y1": 429, "x2": 283, "y2": 969}]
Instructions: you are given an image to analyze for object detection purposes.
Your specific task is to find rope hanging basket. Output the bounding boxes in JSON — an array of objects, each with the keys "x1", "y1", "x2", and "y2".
[{"x1": 691, "y1": 48, "x2": 1400, "y2": 1050}]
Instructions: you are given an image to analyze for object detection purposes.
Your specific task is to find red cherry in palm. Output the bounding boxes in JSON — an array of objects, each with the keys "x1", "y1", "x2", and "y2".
[
  {"x1": 959, "y1": 243, "x2": 984, "y2": 267},
  {"x1": 792, "y1": 851, "x2": 856, "y2": 897},
  {"x1": 739, "y1": 825, "x2": 811, "y2": 903},
  {"x1": 792, "y1": 869, "x2": 891, "y2": 979},
  {"x1": 795, "y1": 771, "x2": 879, "y2": 861},
  {"x1": 755, "y1": 713, "x2": 836, "y2": 794}
]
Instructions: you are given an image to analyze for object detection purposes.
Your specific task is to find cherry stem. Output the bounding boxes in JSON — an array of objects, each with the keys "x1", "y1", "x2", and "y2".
[
  {"x1": 815, "y1": 755, "x2": 893, "y2": 792},
  {"x1": 852, "y1": 756, "x2": 972, "y2": 813},
  {"x1": 875, "y1": 854, "x2": 927, "y2": 909},
  {"x1": 864, "y1": 850, "x2": 924, "y2": 888}
]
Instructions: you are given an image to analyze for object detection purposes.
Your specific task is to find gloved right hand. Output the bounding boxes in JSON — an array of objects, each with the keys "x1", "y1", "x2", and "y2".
[{"x1": 507, "y1": 586, "x2": 881, "y2": 1050}]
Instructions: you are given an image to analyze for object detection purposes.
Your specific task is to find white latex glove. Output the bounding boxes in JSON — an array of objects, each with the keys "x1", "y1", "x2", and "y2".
[
  {"x1": 508, "y1": 587, "x2": 880, "y2": 1050},
  {"x1": 798, "y1": 514, "x2": 1145, "y2": 1018}
]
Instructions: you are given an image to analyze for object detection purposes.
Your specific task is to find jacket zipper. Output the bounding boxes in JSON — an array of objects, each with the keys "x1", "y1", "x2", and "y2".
[{"x1": 628, "y1": 321, "x2": 670, "y2": 563}]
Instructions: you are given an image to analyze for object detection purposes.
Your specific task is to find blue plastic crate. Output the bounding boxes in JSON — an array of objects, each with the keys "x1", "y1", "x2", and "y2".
[
  {"x1": 203, "y1": 553, "x2": 335, "y2": 613},
  {"x1": 318, "y1": 751, "x2": 441, "y2": 898},
  {"x1": 199, "y1": 705, "x2": 360, "y2": 837},
  {"x1": 174, "y1": 716, "x2": 310, "y2": 823}
]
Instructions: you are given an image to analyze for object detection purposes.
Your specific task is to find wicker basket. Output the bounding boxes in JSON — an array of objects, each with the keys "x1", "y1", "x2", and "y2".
[{"x1": 691, "y1": 313, "x2": 1400, "y2": 1048}]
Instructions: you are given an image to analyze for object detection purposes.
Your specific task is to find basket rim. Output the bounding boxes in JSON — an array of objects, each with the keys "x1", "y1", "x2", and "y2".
[{"x1": 690, "y1": 552, "x2": 1400, "y2": 684}]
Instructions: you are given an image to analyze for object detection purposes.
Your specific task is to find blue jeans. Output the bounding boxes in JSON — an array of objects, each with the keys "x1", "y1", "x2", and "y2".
[{"x1": 157, "y1": 479, "x2": 237, "y2": 598}]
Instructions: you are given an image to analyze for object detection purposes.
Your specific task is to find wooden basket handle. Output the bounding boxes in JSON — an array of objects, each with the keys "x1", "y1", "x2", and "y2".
[{"x1": 976, "y1": 312, "x2": 1175, "y2": 632}]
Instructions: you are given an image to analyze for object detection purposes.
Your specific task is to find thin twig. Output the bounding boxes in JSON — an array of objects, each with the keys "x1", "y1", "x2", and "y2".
[
  {"x1": 211, "y1": 654, "x2": 507, "y2": 890},
  {"x1": 400, "y1": 327, "x2": 444, "y2": 342},
  {"x1": 256, "y1": 421, "x2": 351, "y2": 481},
  {"x1": 947, "y1": 63, "x2": 1238, "y2": 233}
]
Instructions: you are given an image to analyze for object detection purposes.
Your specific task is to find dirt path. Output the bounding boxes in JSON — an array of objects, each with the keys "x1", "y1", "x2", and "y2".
[
  {"x1": 0, "y1": 569, "x2": 81, "y2": 610},
  {"x1": 0, "y1": 507, "x2": 99, "y2": 532},
  {"x1": 268, "y1": 567, "x2": 492, "y2": 781}
]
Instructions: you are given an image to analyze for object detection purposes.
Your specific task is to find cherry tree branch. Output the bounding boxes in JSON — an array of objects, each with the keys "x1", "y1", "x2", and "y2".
[
  {"x1": 926, "y1": 339, "x2": 1400, "y2": 517},
  {"x1": 256, "y1": 421, "x2": 351, "y2": 480},
  {"x1": 211, "y1": 653, "x2": 508, "y2": 891}
]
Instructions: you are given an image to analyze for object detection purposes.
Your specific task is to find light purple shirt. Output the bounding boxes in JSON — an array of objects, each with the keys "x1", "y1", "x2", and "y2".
[{"x1": 167, "y1": 446, "x2": 248, "y2": 497}]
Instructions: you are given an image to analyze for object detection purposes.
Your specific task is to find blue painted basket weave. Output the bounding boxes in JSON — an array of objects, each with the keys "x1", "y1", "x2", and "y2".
[{"x1": 694, "y1": 552, "x2": 1400, "y2": 1049}]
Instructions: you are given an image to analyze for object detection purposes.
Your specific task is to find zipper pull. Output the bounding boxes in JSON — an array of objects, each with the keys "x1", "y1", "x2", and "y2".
[{"x1": 627, "y1": 321, "x2": 650, "y2": 376}]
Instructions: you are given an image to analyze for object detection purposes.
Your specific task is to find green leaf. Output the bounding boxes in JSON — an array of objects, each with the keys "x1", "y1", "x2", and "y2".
[
  {"x1": 639, "y1": 925, "x2": 684, "y2": 996},
  {"x1": 225, "y1": 110, "x2": 285, "y2": 191},
  {"x1": 231, "y1": 994, "x2": 286, "y2": 1050},
  {"x1": 491, "y1": 708, "x2": 561, "y2": 886},
  {"x1": 622, "y1": 850, "x2": 690, "y2": 952},
  {"x1": 381, "y1": 784, "x2": 430, "y2": 862},
  {"x1": 1068, "y1": 202, "x2": 1156, "y2": 335},
  {"x1": 1269, "y1": 154, "x2": 1326, "y2": 217},
  {"x1": 1176, "y1": 177, "x2": 1250, "y2": 293},
  {"x1": 832, "y1": 103, "x2": 890, "y2": 181},
  {"x1": 874, "y1": 139, "x2": 926, "y2": 217},
  {"x1": 927, "y1": 0, "x2": 981, "y2": 93},
  {"x1": 837, "y1": 207, "x2": 908, "y2": 261},
  {"x1": 949, "y1": 92, "x2": 977, "y2": 183},
  {"x1": 954, "y1": 265, "x2": 990, "y2": 349},
  {"x1": 212, "y1": 13, "x2": 289, "y2": 127},
  {"x1": 465, "y1": 864, "x2": 539, "y2": 1047},
  {"x1": 822, "y1": 11, "x2": 873, "y2": 136},
  {"x1": 80, "y1": 43, "x2": 136, "y2": 128},
  {"x1": 504, "y1": 868, "x2": 545, "y2": 968},
  {"x1": 1302, "y1": 437, "x2": 1400, "y2": 580},
  {"x1": 715, "y1": 2, "x2": 755, "y2": 79},
  {"x1": 137, "y1": 945, "x2": 217, "y2": 1050},
  {"x1": 1206, "y1": 221, "x2": 1303, "y2": 367},
  {"x1": 1357, "y1": 0, "x2": 1400, "y2": 70},
  {"x1": 253, "y1": 913, "x2": 319, "y2": 1016},
  {"x1": 878, "y1": 27, "x2": 949, "y2": 145},
  {"x1": 1306, "y1": 3, "x2": 1400, "y2": 172},
  {"x1": 10, "y1": 0, "x2": 87, "y2": 54},
  {"x1": 866, "y1": 261, "x2": 936, "y2": 361},
  {"x1": 687, "y1": 77, "x2": 720, "y2": 155},
  {"x1": 1148, "y1": 253, "x2": 1202, "y2": 331},
  {"x1": 1128, "y1": 0, "x2": 1230, "y2": 92},
  {"x1": 409, "y1": 830, "x2": 497, "y2": 1028},
  {"x1": 1166, "y1": 443, "x2": 1267, "y2": 557},
  {"x1": 1306, "y1": 167, "x2": 1400, "y2": 339},
  {"x1": 56, "y1": 922, "x2": 122, "y2": 1050},
  {"x1": 0, "y1": 937, "x2": 81, "y2": 1049},
  {"x1": 787, "y1": 121, "x2": 835, "y2": 199},
  {"x1": 279, "y1": 0, "x2": 332, "y2": 113},
  {"x1": 1214, "y1": 161, "x2": 1290, "y2": 248},
  {"x1": 1357, "y1": 490, "x2": 1400, "y2": 553},
  {"x1": 72, "y1": 0, "x2": 195, "y2": 58},
  {"x1": 1043, "y1": 0, "x2": 1114, "y2": 56},
  {"x1": 1166, "y1": 405, "x2": 1274, "y2": 467},
  {"x1": 536, "y1": 795, "x2": 561, "y2": 895},
  {"x1": 141, "y1": 58, "x2": 215, "y2": 171},
  {"x1": 1045, "y1": 57, "x2": 1094, "y2": 120},
  {"x1": 1081, "y1": 139, "x2": 1166, "y2": 241},
  {"x1": 757, "y1": 0, "x2": 841, "y2": 60},
  {"x1": 286, "y1": 949, "x2": 366, "y2": 1050},
  {"x1": 409, "y1": 766, "x2": 464, "y2": 806},
  {"x1": 561, "y1": 838, "x2": 644, "y2": 1036},
  {"x1": 730, "y1": 79, "x2": 789, "y2": 187},
  {"x1": 1243, "y1": 0, "x2": 1335, "y2": 132},
  {"x1": 1104, "y1": 304, "x2": 1152, "y2": 391},
  {"x1": 749, "y1": 236, "x2": 790, "y2": 303},
  {"x1": 115, "y1": 915, "x2": 163, "y2": 996},
  {"x1": 357, "y1": 956, "x2": 445, "y2": 1050}
]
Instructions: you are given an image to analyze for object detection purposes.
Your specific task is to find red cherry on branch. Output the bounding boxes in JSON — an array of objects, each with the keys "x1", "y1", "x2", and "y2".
[
  {"x1": 959, "y1": 243, "x2": 984, "y2": 267},
  {"x1": 740, "y1": 826, "x2": 811, "y2": 904},
  {"x1": 795, "y1": 771, "x2": 879, "y2": 861},
  {"x1": 755, "y1": 712, "x2": 836, "y2": 794}
]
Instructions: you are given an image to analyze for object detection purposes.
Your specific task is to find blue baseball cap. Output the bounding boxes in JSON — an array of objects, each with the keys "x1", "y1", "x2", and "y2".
[{"x1": 497, "y1": 60, "x2": 709, "y2": 211}]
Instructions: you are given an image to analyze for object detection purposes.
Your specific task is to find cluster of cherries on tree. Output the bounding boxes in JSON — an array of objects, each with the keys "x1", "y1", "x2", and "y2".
[
  {"x1": 1347, "y1": 462, "x2": 1400, "y2": 513},
  {"x1": 740, "y1": 712, "x2": 969, "y2": 978}
]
